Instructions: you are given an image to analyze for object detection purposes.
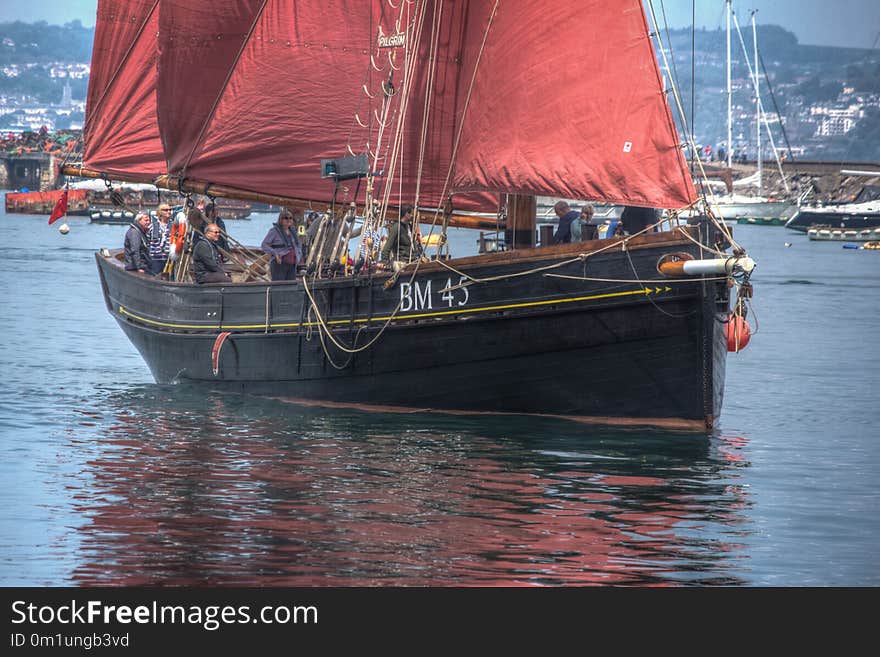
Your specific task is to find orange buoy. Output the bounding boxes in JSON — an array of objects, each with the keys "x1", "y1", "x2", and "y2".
[{"x1": 726, "y1": 314, "x2": 751, "y2": 352}]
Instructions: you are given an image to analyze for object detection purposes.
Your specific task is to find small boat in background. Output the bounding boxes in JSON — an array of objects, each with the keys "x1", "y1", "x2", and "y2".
[
  {"x1": 808, "y1": 226, "x2": 880, "y2": 242},
  {"x1": 785, "y1": 200, "x2": 880, "y2": 233},
  {"x1": 842, "y1": 241, "x2": 880, "y2": 251},
  {"x1": 89, "y1": 207, "x2": 136, "y2": 224}
]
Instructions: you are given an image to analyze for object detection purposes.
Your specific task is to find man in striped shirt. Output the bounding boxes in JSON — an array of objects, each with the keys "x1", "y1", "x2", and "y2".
[{"x1": 148, "y1": 203, "x2": 173, "y2": 275}]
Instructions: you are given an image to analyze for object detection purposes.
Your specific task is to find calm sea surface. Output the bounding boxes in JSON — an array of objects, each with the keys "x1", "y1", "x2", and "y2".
[{"x1": 1, "y1": 202, "x2": 877, "y2": 586}]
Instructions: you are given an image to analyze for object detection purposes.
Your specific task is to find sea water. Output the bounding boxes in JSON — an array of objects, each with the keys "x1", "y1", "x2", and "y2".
[{"x1": 0, "y1": 205, "x2": 877, "y2": 586}]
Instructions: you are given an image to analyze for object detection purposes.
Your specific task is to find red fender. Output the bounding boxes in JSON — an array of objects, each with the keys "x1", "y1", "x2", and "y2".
[{"x1": 726, "y1": 314, "x2": 751, "y2": 352}]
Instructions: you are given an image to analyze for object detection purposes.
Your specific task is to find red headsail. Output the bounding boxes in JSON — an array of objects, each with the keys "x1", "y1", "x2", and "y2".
[{"x1": 83, "y1": 0, "x2": 165, "y2": 180}]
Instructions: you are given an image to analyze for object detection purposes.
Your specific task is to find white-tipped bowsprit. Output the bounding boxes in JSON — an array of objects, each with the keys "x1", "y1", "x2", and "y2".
[{"x1": 658, "y1": 254, "x2": 755, "y2": 277}]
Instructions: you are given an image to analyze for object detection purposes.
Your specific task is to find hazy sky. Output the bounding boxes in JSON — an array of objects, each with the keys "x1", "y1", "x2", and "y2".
[{"x1": 1, "y1": 0, "x2": 878, "y2": 49}]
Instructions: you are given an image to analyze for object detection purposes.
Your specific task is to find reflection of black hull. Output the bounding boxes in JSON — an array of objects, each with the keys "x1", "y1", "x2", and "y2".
[
  {"x1": 785, "y1": 209, "x2": 880, "y2": 233},
  {"x1": 98, "y1": 225, "x2": 731, "y2": 431}
]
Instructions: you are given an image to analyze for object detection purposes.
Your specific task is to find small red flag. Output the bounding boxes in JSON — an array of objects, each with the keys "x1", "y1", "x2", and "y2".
[{"x1": 48, "y1": 188, "x2": 68, "y2": 225}]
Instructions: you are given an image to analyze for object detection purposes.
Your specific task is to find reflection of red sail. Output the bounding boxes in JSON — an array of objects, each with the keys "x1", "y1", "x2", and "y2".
[{"x1": 70, "y1": 397, "x2": 749, "y2": 586}]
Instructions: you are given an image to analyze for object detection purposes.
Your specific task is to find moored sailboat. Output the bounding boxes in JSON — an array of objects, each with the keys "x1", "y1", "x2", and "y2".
[
  {"x1": 64, "y1": 0, "x2": 756, "y2": 431},
  {"x1": 705, "y1": 1, "x2": 795, "y2": 223}
]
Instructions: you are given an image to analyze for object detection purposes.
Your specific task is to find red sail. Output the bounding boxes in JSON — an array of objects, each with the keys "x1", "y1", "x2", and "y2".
[
  {"x1": 91, "y1": 0, "x2": 694, "y2": 209},
  {"x1": 155, "y1": 0, "x2": 475, "y2": 210},
  {"x1": 452, "y1": 0, "x2": 695, "y2": 208},
  {"x1": 156, "y1": 1, "x2": 267, "y2": 178},
  {"x1": 83, "y1": 0, "x2": 165, "y2": 179}
]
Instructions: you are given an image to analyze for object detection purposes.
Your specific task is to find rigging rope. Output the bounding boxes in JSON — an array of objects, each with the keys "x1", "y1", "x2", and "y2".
[
  {"x1": 178, "y1": 0, "x2": 269, "y2": 178},
  {"x1": 644, "y1": 0, "x2": 743, "y2": 252}
]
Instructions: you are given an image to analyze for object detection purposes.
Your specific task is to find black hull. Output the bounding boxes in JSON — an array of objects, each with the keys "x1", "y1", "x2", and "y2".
[
  {"x1": 97, "y1": 227, "x2": 731, "y2": 431},
  {"x1": 785, "y1": 209, "x2": 880, "y2": 232}
]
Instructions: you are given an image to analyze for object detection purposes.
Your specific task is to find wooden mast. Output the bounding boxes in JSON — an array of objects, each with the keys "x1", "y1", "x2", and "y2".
[{"x1": 506, "y1": 194, "x2": 536, "y2": 249}]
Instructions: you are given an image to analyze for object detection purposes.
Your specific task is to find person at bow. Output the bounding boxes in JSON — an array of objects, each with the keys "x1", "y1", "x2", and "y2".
[
  {"x1": 148, "y1": 202, "x2": 173, "y2": 275},
  {"x1": 124, "y1": 212, "x2": 152, "y2": 275}
]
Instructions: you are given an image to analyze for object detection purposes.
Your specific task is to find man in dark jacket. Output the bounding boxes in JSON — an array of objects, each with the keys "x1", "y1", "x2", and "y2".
[
  {"x1": 619, "y1": 206, "x2": 659, "y2": 235},
  {"x1": 203, "y1": 202, "x2": 230, "y2": 253},
  {"x1": 552, "y1": 201, "x2": 579, "y2": 244},
  {"x1": 381, "y1": 204, "x2": 419, "y2": 263},
  {"x1": 124, "y1": 212, "x2": 152, "y2": 274},
  {"x1": 193, "y1": 223, "x2": 232, "y2": 284}
]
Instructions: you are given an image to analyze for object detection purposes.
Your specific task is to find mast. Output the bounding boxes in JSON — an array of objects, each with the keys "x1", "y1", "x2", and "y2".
[
  {"x1": 726, "y1": 0, "x2": 732, "y2": 169},
  {"x1": 752, "y1": 10, "x2": 761, "y2": 195}
]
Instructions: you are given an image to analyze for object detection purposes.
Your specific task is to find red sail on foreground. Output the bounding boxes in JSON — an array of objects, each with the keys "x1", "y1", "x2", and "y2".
[
  {"x1": 82, "y1": 0, "x2": 695, "y2": 211},
  {"x1": 83, "y1": 0, "x2": 164, "y2": 180},
  {"x1": 68, "y1": 0, "x2": 753, "y2": 431}
]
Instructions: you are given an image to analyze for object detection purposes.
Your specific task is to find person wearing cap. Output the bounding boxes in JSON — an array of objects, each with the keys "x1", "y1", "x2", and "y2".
[
  {"x1": 148, "y1": 202, "x2": 173, "y2": 274},
  {"x1": 124, "y1": 212, "x2": 152, "y2": 274}
]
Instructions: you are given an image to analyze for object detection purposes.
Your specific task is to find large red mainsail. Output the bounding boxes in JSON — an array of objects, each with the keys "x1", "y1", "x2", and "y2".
[
  {"x1": 83, "y1": 0, "x2": 166, "y2": 179},
  {"x1": 85, "y1": 0, "x2": 695, "y2": 210},
  {"x1": 453, "y1": 0, "x2": 696, "y2": 208}
]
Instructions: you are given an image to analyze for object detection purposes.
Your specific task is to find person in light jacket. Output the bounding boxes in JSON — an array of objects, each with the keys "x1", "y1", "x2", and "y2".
[{"x1": 261, "y1": 209, "x2": 303, "y2": 281}]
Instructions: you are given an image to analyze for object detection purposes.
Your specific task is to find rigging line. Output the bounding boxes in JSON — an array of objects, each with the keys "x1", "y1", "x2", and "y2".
[
  {"x1": 178, "y1": 0, "x2": 269, "y2": 178},
  {"x1": 357, "y1": 25, "x2": 412, "y2": 265},
  {"x1": 620, "y1": 216, "x2": 715, "y2": 318},
  {"x1": 366, "y1": 4, "x2": 413, "y2": 203},
  {"x1": 386, "y1": 1, "x2": 426, "y2": 259},
  {"x1": 731, "y1": 11, "x2": 789, "y2": 193},
  {"x1": 302, "y1": 275, "x2": 404, "y2": 355},
  {"x1": 657, "y1": 0, "x2": 695, "y2": 163},
  {"x1": 315, "y1": 311, "x2": 356, "y2": 370},
  {"x1": 691, "y1": 0, "x2": 696, "y2": 173},
  {"x1": 644, "y1": 0, "x2": 704, "y2": 223},
  {"x1": 758, "y1": 51, "x2": 794, "y2": 161},
  {"x1": 348, "y1": 10, "x2": 379, "y2": 149},
  {"x1": 79, "y1": 0, "x2": 160, "y2": 139},
  {"x1": 647, "y1": 5, "x2": 740, "y2": 250},
  {"x1": 376, "y1": 0, "x2": 426, "y2": 233},
  {"x1": 676, "y1": 224, "x2": 728, "y2": 257},
  {"x1": 545, "y1": 273, "x2": 729, "y2": 284},
  {"x1": 433, "y1": 0, "x2": 499, "y2": 222},
  {"x1": 413, "y1": 0, "x2": 442, "y2": 210},
  {"x1": 373, "y1": 0, "x2": 414, "y2": 175},
  {"x1": 623, "y1": 246, "x2": 698, "y2": 318},
  {"x1": 412, "y1": 0, "x2": 498, "y2": 257},
  {"x1": 436, "y1": 254, "x2": 584, "y2": 286},
  {"x1": 305, "y1": 7, "x2": 426, "y2": 349}
]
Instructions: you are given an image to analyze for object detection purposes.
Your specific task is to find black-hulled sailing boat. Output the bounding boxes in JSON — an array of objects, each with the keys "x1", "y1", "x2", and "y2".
[{"x1": 65, "y1": 0, "x2": 756, "y2": 431}]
